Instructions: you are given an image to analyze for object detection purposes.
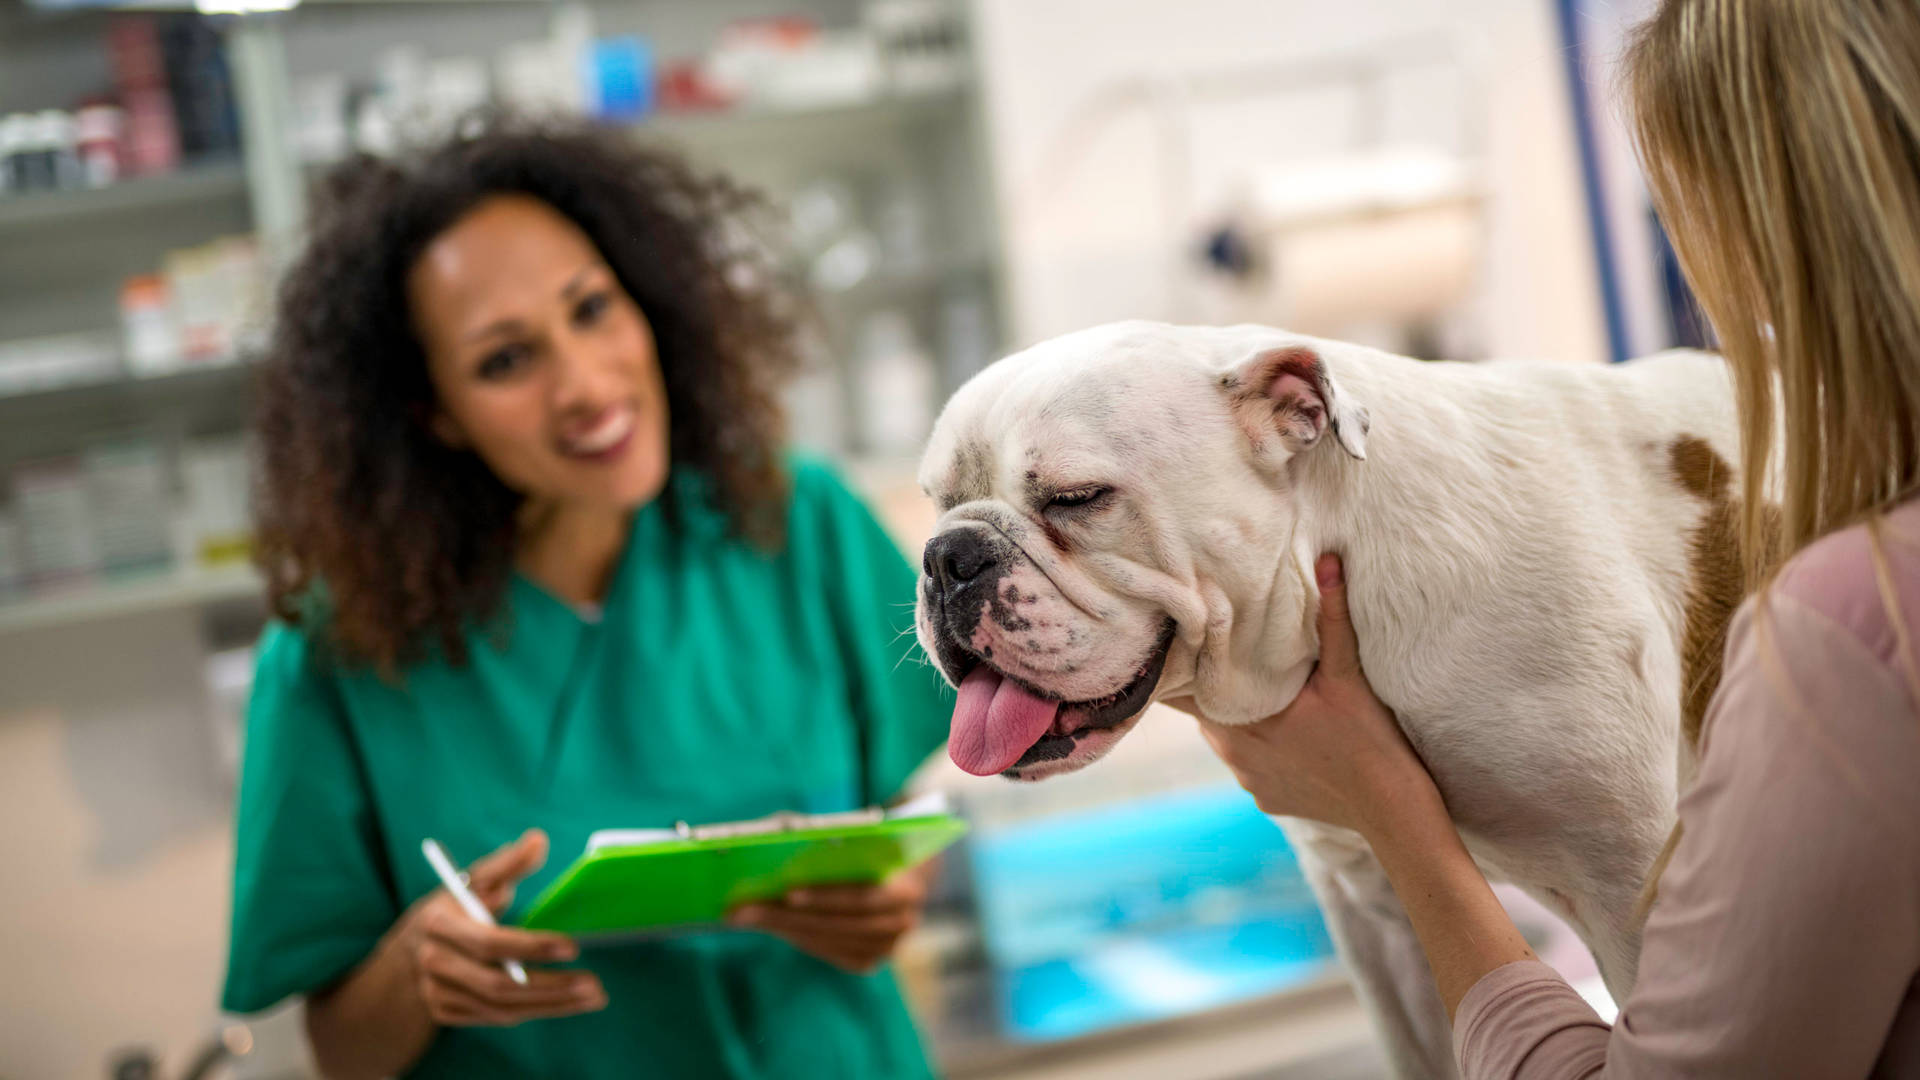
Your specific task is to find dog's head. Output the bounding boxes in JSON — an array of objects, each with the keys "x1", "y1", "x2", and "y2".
[{"x1": 916, "y1": 321, "x2": 1371, "y2": 780}]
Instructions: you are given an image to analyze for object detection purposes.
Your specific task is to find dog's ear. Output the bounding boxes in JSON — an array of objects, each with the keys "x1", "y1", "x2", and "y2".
[{"x1": 1222, "y1": 345, "x2": 1369, "y2": 461}]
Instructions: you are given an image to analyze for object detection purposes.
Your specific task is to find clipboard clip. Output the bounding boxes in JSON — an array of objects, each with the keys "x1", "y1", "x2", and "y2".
[{"x1": 668, "y1": 807, "x2": 886, "y2": 843}]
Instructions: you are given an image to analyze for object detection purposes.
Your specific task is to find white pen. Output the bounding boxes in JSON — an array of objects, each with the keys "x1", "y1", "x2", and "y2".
[{"x1": 421, "y1": 837, "x2": 529, "y2": 986}]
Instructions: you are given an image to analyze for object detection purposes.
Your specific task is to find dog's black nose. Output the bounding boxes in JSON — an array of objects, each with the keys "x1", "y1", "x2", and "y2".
[{"x1": 923, "y1": 531, "x2": 996, "y2": 593}]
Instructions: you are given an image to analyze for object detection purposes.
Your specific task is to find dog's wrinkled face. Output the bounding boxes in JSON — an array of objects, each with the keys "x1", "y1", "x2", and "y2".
[{"x1": 916, "y1": 321, "x2": 1370, "y2": 781}]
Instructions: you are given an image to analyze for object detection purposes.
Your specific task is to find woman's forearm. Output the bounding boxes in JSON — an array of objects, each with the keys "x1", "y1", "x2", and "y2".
[
  {"x1": 1362, "y1": 789, "x2": 1539, "y2": 1021},
  {"x1": 303, "y1": 920, "x2": 438, "y2": 1080}
]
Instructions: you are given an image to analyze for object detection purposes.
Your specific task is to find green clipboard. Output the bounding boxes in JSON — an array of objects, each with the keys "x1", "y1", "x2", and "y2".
[{"x1": 519, "y1": 804, "x2": 968, "y2": 938}]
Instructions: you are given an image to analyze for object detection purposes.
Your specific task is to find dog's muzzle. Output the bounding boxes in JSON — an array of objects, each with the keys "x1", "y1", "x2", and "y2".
[
  {"x1": 923, "y1": 528, "x2": 999, "y2": 601},
  {"x1": 921, "y1": 525, "x2": 1013, "y2": 677}
]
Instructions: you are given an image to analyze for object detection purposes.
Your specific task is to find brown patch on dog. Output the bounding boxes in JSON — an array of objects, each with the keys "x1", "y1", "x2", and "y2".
[
  {"x1": 1669, "y1": 436, "x2": 1744, "y2": 748},
  {"x1": 1641, "y1": 438, "x2": 1781, "y2": 920}
]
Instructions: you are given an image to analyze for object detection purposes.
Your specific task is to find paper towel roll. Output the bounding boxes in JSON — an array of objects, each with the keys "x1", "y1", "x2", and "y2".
[{"x1": 1264, "y1": 199, "x2": 1481, "y2": 337}]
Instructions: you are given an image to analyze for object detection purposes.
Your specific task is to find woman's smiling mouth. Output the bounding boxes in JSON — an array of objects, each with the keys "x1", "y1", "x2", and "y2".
[{"x1": 559, "y1": 405, "x2": 637, "y2": 461}]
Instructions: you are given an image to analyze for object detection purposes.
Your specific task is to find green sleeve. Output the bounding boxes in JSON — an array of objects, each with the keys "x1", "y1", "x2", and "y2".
[
  {"x1": 793, "y1": 457, "x2": 956, "y2": 805},
  {"x1": 221, "y1": 623, "x2": 399, "y2": 1015}
]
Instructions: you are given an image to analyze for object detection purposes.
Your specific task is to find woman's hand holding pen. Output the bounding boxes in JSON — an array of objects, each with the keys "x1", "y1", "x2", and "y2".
[{"x1": 402, "y1": 829, "x2": 607, "y2": 1026}]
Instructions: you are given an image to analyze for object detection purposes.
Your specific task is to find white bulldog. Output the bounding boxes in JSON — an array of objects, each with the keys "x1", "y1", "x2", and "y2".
[{"x1": 914, "y1": 321, "x2": 1742, "y2": 1079}]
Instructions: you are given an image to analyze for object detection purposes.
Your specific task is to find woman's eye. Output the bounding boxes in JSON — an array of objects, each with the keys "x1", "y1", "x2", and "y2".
[
  {"x1": 573, "y1": 291, "x2": 611, "y2": 326},
  {"x1": 476, "y1": 344, "x2": 531, "y2": 380},
  {"x1": 1048, "y1": 486, "x2": 1111, "y2": 511}
]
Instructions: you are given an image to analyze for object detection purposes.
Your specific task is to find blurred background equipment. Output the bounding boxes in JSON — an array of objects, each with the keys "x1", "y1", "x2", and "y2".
[
  {"x1": 0, "y1": 0, "x2": 1691, "y2": 1077},
  {"x1": 1020, "y1": 34, "x2": 1489, "y2": 358},
  {"x1": 1013, "y1": 33, "x2": 1489, "y2": 359}
]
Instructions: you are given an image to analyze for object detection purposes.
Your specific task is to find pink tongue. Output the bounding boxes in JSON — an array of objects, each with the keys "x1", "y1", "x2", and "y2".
[{"x1": 949, "y1": 666, "x2": 1063, "y2": 776}]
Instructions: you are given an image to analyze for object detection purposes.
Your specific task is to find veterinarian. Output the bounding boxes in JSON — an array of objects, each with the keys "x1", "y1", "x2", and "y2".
[
  {"x1": 219, "y1": 119, "x2": 952, "y2": 1079},
  {"x1": 1200, "y1": 1, "x2": 1920, "y2": 1075}
]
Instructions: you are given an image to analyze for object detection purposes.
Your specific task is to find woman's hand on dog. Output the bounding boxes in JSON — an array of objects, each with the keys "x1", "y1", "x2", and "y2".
[
  {"x1": 727, "y1": 859, "x2": 937, "y2": 974},
  {"x1": 1178, "y1": 554, "x2": 1449, "y2": 839}
]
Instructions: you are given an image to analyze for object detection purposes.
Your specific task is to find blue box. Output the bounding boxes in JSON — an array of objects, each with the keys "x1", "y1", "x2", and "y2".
[
  {"x1": 591, "y1": 36, "x2": 656, "y2": 121},
  {"x1": 968, "y1": 784, "x2": 1335, "y2": 1042}
]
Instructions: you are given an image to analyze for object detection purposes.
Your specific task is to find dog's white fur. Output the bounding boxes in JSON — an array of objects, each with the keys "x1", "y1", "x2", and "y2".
[{"x1": 915, "y1": 321, "x2": 1737, "y2": 1078}]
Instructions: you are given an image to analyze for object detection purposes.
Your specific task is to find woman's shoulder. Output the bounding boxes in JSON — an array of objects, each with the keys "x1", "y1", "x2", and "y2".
[
  {"x1": 1769, "y1": 499, "x2": 1920, "y2": 676},
  {"x1": 255, "y1": 618, "x2": 320, "y2": 676},
  {"x1": 785, "y1": 451, "x2": 859, "y2": 503},
  {"x1": 251, "y1": 612, "x2": 401, "y2": 694},
  {"x1": 780, "y1": 452, "x2": 879, "y2": 536},
  {"x1": 666, "y1": 454, "x2": 860, "y2": 547}
]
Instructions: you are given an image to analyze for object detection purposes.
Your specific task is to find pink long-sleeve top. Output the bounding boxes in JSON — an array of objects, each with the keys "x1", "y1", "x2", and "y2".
[{"x1": 1455, "y1": 502, "x2": 1920, "y2": 1079}]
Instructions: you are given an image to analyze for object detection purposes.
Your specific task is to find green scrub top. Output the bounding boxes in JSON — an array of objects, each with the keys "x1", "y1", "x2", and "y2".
[{"x1": 221, "y1": 458, "x2": 956, "y2": 1079}]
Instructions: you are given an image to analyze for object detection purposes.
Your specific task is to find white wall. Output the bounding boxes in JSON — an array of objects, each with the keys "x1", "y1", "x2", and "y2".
[{"x1": 969, "y1": 0, "x2": 1610, "y2": 366}]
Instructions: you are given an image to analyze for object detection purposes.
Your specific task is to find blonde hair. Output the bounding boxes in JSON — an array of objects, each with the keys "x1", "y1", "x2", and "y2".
[
  {"x1": 1625, "y1": 0, "x2": 1920, "y2": 912},
  {"x1": 1628, "y1": 0, "x2": 1920, "y2": 571}
]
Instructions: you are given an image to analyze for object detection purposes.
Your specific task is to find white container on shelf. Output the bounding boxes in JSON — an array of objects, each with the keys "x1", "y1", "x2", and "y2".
[
  {"x1": 0, "y1": 113, "x2": 26, "y2": 196},
  {"x1": 120, "y1": 274, "x2": 179, "y2": 377},
  {"x1": 180, "y1": 436, "x2": 252, "y2": 565},
  {"x1": 34, "y1": 109, "x2": 82, "y2": 191},
  {"x1": 74, "y1": 103, "x2": 125, "y2": 188},
  {"x1": 866, "y1": 0, "x2": 969, "y2": 95},
  {"x1": 85, "y1": 441, "x2": 173, "y2": 574},
  {"x1": 762, "y1": 31, "x2": 885, "y2": 111},
  {"x1": 14, "y1": 458, "x2": 100, "y2": 585}
]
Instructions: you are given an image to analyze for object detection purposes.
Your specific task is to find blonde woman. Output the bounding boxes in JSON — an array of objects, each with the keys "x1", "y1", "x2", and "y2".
[{"x1": 1199, "y1": 0, "x2": 1920, "y2": 1075}]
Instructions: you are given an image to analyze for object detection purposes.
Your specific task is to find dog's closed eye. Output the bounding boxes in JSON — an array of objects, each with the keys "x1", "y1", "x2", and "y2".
[{"x1": 1047, "y1": 486, "x2": 1112, "y2": 511}]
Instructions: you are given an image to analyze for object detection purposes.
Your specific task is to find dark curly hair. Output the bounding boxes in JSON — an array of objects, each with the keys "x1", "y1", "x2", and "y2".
[{"x1": 253, "y1": 117, "x2": 800, "y2": 672}]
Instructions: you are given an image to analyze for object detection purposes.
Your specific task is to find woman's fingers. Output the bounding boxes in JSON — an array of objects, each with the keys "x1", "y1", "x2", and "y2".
[
  {"x1": 724, "y1": 867, "x2": 936, "y2": 974},
  {"x1": 780, "y1": 877, "x2": 927, "y2": 915},
  {"x1": 728, "y1": 896, "x2": 919, "y2": 972},
  {"x1": 745, "y1": 923, "x2": 894, "y2": 973},
  {"x1": 420, "y1": 970, "x2": 607, "y2": 1026},
  {"x1": 464, "y1": 829, "x2": 550, "y2": 901},
  {"x1": 1311, "y1": 553, "x2": 1361, "y2": 680},
  {"x1": 401, "y1": 833, "x2": 602, "y2": 1029},
  {"x1": 421, "y1": 979, "x2": 515, "y2": 1027},
  {"x1": 418, "y1": 900, "x2": 577, "y2": 964},
  {"x1": 414, "y1": 933, "x2": 607, "y2": 1028},
  {"x1": 417, "y1": 940, "x2": 602, "y2": 1008},
  {"x1": 729, "y1": 903, "x2": 918, "y2": 940}
]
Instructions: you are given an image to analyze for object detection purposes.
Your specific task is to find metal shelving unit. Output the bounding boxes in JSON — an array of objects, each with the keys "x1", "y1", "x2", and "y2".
[
  {"x1": 0, "y1": 561, "x2": 258, "y2": 637},
  {"x1": 0, "y1": 156, "x2": 247, "y2": 230},
  {"x1": 0, "y1": 0, "x2": 1007, "y2": 630},
  {"x1": 0, "y1": 353, "x2": 249, "y2": 410},
  {"x1": 638, "y1": 85, "x2": 969, "y2": 148}
]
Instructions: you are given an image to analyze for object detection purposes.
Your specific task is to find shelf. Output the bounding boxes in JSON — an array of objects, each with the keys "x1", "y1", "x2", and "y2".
[
  {"x1": 0, "y1": 356, "x2": 252, "y2": 411},
  {"x1": 636, "y1": 87, "x2": 969, "y2": 147},
  {"x1": 0, "y1": 359, "x2": 256, "y2": 463},
  {"x1": 0, "y1": 158, "x2": 247, "y2": 231},
  {"x1": 0, "y1": 562, "x2": 260, "y2": 637}
]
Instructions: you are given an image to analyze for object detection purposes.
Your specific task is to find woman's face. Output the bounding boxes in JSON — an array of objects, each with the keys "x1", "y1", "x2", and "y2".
[{"x1": 410, "y1": 194, "x2": 670, "y2": 515}]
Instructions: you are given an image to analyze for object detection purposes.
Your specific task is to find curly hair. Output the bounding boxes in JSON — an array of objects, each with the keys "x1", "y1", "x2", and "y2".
[{"x1": 253, "y1": 117, "x2": 800, "y2": 672}]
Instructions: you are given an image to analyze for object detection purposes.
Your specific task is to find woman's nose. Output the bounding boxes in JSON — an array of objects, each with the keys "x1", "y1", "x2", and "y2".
[{"x1": 549, "y1": 333, "x2": 624, "y2": 411}]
